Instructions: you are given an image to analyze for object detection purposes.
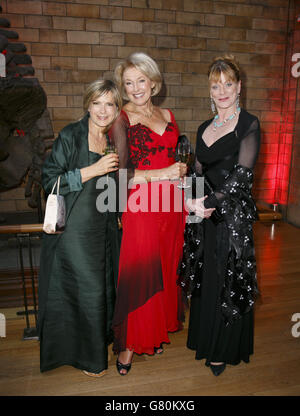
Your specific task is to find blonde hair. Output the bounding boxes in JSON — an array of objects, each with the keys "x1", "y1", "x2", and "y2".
[
  {"x1": 208, "y1": 54, "x2": 240, "y2": 84},
  {"x1": 114, "y1": 52, "x2": 162, "y2": 100},
  {"x1": 83, "y1": 79, "x2": 122, "y2": 112},
  {"x1": 83, "y1": 79, "x2": 122, "y2": 130}
]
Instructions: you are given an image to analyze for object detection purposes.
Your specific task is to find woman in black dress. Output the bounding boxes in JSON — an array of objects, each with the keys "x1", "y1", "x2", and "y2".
[{"x1": 178, "y1": 55, "x2": 260, "y2": 376}]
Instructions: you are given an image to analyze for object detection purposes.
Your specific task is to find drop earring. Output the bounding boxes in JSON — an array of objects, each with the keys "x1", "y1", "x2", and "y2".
[
  {"x1": 210, "y1": 97, "x2": 216, "y2": 114},
  {"x1": 236, "y1": 94, "x2": 240, "y2": 110}
]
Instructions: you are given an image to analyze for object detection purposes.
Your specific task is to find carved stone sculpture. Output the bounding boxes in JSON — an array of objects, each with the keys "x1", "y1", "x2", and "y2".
[{"x1": 0, "y1": 6, "x2": 54, "y2": 215}]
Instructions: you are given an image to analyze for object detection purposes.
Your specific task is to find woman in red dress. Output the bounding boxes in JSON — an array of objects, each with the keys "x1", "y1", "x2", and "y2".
[{"x1": 111, "y1": 52, "x2": 187, "y2": 375}]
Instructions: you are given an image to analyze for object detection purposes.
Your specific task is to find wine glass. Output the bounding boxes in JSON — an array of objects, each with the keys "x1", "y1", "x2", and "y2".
[
  {"x1": 104, "y1": 142, "x2": 118, "y2": 184},
  {"x1": 105, "y1": 142, "x2": 117, "y2": 155},
  {"x1": 177, "y1": 141, "x2": 191, "y2": 189}
]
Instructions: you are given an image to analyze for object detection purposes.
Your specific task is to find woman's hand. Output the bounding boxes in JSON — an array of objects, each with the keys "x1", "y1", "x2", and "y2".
[
  {"x1": 162, "y1": 162, "x2": 187, "y2": 180},
  {"x1": 94, "y1": 153, "x2": 119, "y2": 176},
  {"x1": 133, "y1": 162, "x2": 187, "y2": 183},
  {"x1": 80, "y1": 153, "x2": 119, "y2": 183},
  {"x1": 185, "y1": 196, "x2": 216, "y2": 219}
]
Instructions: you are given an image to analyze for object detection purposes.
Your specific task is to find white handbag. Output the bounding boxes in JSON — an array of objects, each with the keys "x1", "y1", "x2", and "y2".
[{"x1": 43, "y1": 176, "x2": 66, "y2": 234}]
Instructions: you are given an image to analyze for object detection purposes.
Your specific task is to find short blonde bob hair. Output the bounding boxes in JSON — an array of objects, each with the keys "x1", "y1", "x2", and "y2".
[
  {"x1": 208, "y1": 54, "x2": 240, "y2": 85},
  {"x1": 114, "y1": 52, "x2": 162, "y2": 100},
  {"x1": 83, "y1": 79, "x2": 122, "y2": 130}
]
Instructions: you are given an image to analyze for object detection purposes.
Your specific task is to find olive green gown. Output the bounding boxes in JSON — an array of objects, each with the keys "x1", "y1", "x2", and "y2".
[{"x1": 38, "y1": 115, "x2": 120, "y2": 374}]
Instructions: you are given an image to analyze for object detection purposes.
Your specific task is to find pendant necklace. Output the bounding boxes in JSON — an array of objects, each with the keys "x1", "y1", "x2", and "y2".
[
  {"x1": 136, "y1": 102, "x2": 154, "y2": 119},
  {"x1": 213, "y1": 107, "x2": 240, "y2": 132},
  {"x1": 142, "y1": 104, "x2": 154, "y2": 119}
]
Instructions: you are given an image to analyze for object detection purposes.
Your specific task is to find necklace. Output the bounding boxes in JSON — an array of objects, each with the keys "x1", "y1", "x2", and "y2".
[
  {"x1": 213, "y1": 107, "x2": 240, "y2": 132},
  {"x1": 144, "y1": 107, "x2": 154, "y2": 118},
  {"x1": 137, "y1": 104, "x2": 154, "y2": 119},
  {"x1": 89, "y1": 129, "x2": 106, "y2": 154}
]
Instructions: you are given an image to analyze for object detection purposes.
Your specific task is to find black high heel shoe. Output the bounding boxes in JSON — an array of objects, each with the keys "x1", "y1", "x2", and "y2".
[
  {"x1": 209, "y1": 363, "x2": 226, "y2": 376},
  {"x1": 116, "y1": 359, "x2": 132, "y2": 376}
]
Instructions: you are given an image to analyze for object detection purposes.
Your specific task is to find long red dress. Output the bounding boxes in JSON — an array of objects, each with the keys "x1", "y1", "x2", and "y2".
[{"x1": 112, "y1": 109, "x2": 185, "y2": 355}]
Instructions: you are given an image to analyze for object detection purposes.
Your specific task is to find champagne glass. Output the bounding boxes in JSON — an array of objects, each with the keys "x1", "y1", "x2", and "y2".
[
  {"x1": 177, "y1": 142, "x2": 191, "y2": 189},
  {"x1": 105, "y1": 142, "x2": 117, "y2": 155},
  {"x1": 104, "y1": 142, "x2": 118, "y2": 184}
]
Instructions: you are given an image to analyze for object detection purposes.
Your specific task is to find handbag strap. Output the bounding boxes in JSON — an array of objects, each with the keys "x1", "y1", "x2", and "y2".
[{"x1": 50, "y1": 176, "x2": 61, "y2": 195}]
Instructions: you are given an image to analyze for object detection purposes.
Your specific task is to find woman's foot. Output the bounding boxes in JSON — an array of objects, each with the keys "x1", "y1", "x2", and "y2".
[
  {"x1": 116, "y1": 350, "x2": 133, "y2": 376},
  {"x1": 209, "y1": 362, "x2": 226, "y2": 376},
  {"x1": 82, "y1": 369, "x2": 107, "y2": 378}
]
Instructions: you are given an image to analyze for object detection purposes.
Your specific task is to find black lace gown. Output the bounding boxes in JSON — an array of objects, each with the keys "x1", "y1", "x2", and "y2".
[{"x1": 178, "y1": 109, "x2": 260, "y2": 366}]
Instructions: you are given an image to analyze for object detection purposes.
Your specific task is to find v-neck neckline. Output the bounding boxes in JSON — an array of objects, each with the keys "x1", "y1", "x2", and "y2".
[
  {"x1": 201, "y1": 110, "x2": 243, "y2": 148},
  {"x1": 122, "y1": 109, "x2": 173, "y2": 137},
  {"x1": 201, "y1": 130, "x2": 236, "y2": 149},
  {"x1": 132, "y1": 121, "x2": 171, "y2": 137}
]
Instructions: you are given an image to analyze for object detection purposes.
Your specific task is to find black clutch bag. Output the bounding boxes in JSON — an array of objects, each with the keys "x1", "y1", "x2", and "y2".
[{"x1": 203, "y1": 176, "x2": 224, "y2": 225}]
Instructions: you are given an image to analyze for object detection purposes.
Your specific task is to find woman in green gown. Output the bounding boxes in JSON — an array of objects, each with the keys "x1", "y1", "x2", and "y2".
[{"x1": 38, "y1": 79, "x2": 123, "y2": 377}]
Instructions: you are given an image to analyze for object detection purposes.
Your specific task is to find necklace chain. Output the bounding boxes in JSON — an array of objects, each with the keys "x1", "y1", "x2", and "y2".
[
  {"x1": 213, "y1": 107, "x2": 241, "y2": 131},
  {"x1": 142, "y1": 106, "x2": 154, "y2": 118},
  {"x1": 89, "y1": 130, "x2": 106, "y2": 153},
  {"x1": 136, "y1": 104, "x2": 154, "y2": 119}
]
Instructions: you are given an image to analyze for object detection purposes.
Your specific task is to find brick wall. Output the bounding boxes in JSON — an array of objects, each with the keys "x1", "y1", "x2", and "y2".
[{"x1": 0, "y1": 0, "x2": 297, "y2": 217}]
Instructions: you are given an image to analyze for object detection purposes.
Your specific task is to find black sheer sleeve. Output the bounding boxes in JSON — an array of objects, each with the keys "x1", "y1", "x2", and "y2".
[
  {"x1": 109, "y1": 112, "x2": 129, "y2": 170},
  {"x1": 204, "y1": 117, "x2": 260, "y2": 209},
  {"x1": 109, "y1": 112, "x2": 136, "y2": 178},
  {"x1": 185, "y1": 123, "x2": 207, "y2": 199},
  {"x1": 194, "y1": 155, "x2": 203, "y2": 177},
  {"x1": 109, "y1": 112, "x2": 135, "y2": 213}
]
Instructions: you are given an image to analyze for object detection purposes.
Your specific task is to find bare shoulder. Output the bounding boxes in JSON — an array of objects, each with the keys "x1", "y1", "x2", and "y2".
[{"x1": 158, "y1": 108, "x2": 172, "y2": 123}]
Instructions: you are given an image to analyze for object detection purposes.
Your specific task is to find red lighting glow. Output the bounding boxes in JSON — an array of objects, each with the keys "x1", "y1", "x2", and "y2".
[{"x1": 273, "y1": 16, "x2": 298, "y2": 206}]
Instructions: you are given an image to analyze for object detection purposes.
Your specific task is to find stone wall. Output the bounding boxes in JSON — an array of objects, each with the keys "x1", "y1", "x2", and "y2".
[{"x1": 0, "y1": 0, "x2": 297, "y2": 219}]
